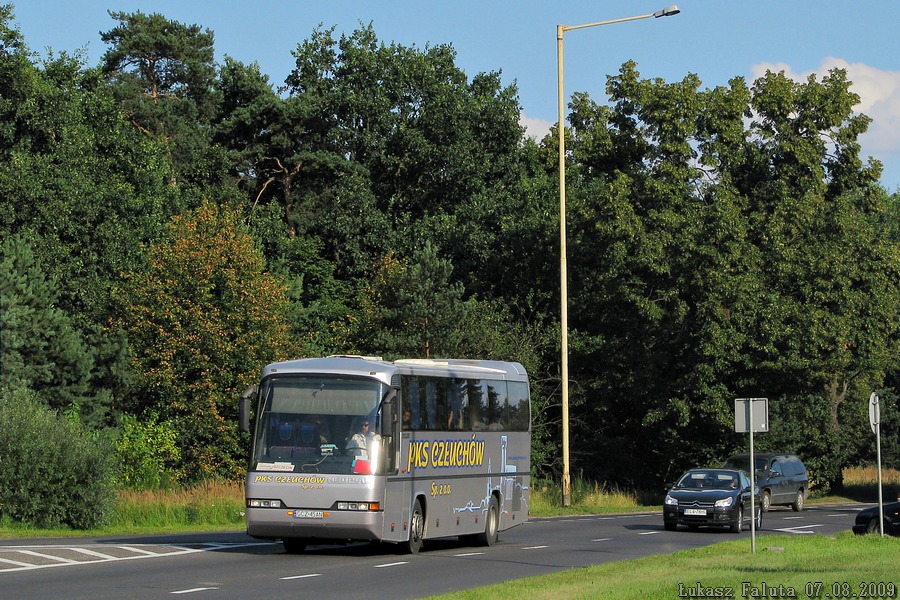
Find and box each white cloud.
[751,58,900,161]
[519,113,552,142]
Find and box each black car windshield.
[677,470,739,490]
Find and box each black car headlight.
[714,497,734,508]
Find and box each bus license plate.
[684,508,706,516]
[292,510,324,519]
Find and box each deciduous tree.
[116,200,296,481]
[558,62,900,489]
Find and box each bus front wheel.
[403,499,425,554]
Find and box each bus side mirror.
[381,389,397,431]
[239,385,257,433]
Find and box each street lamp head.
[654,5,681,18]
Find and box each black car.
[722,453,808,512]
[852,501,900,536]
[664,468,761,533]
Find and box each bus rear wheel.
[403,499,425,554]
[476,496,500,546]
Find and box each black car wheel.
[865,517,881,534]
[731,506,743,533]
[791,490,804,512]
[755,505,762,530]
[760,491,771,512]
[664,520,677,531]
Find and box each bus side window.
[507,381,530,431]
[467,379,484,430]
[447,379,465,430]
[404,378,421,430]
[486,380,506,430]
[425,379,438,430]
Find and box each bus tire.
[476,496,500,547]
[403,499,425,554]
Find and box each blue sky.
[10,1,900,191]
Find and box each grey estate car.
[722,453,808,512]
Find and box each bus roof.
[262,356,527,383]
[392,358,527,379]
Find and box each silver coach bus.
[239,356,531,554]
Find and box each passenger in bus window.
[447,380,464,429]
[425,380,437,429]
[310,415,331,443]
[346,419,371,458]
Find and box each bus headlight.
[336,502,381,511]
[247,499,284,508]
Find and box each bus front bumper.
[246,507,387,542]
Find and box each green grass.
[424,533,900,600]
[529,478,656,516]
[0,481,246,539]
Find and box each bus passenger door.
[381,478,411,543]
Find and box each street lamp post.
[557,5,680,507]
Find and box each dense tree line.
[1,3,898,521]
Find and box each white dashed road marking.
[0,542,273,573]
[374,561,409,568]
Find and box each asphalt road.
[0,503,867,600]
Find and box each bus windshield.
[251,375,386,475]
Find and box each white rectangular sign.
[734,398,769,433]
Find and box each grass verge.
[529,478,655,517]
[0,481,246,539]
[424,532,900,600]
[840,465,900,502]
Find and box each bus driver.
[345,419,371,459]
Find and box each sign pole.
[877,420,883,537]
[735,398,767,554]
[870,393,883,537]
[749,399,756,553]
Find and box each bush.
[114,412,182,490]
[0,385,117,529]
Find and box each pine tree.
[0,235,93,413]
